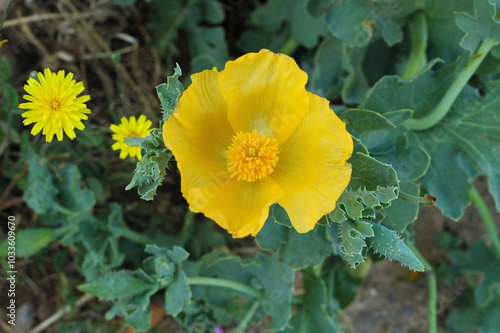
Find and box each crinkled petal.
[163,69,234,191]
[273,93,353,233]
[187,177,283,238]
[219,49,309,145]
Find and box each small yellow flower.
[0,34,7,47]
[163,49,353,238]
[19,68,91,142]
[110,115,153,160]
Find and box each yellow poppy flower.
[19,68,91,142]
[110,115,153,161]
[163,49,353,238]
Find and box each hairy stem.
[469,186,500,259]
[185,277,263,298]
[405,38,496,131]
[401,11,428,79]
[406,241,437,333]
[236,299,262,333]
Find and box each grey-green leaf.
[369,223,424,271]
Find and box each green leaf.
[340,45,370,104]
[465,241,500,307]
[198,253,294,331]
[425,0,474,63]
[455,0,500,53]
[324,0,416,48]
[309,36,344,100]
[379,181,420,233]
[410,81,500,217]
[166,271,191,316]
[189,27,229,73]
[255,211,287,252]
[287,272,342,333]
[0,228,55,258]
[447,298,500,333]
[369,223,424,271]
[330,139,399,223]
[78,270,154,300]
[156,63,184,122]
[248,0,329,49]
[126,129,173,200]
[338,219,374,268]
[341,109,411,154]
[362,56,466,119]
[54,165,96,214]
[280,225,332,269]
[23,153,57,215]
[272,204,292,228]
[375,141,431,181]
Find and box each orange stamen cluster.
[227,129,279,182]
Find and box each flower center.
[49,99,61,112]
[227,130,279,182]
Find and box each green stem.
[405,38,496,131]
[399,190,432,205]
[236,299,261,333]
[406,241,437,333]
[179,209,196,241]
[120,227,156,245]
[185,277,263,298]
[401,11,428,79]
[279,37,299,56]
[469,186,500,259]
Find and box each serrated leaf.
[156,63,184,122]
[338,219,374,268]
[126,129,173,200]
[330,139,399,222]
[369,223,424,271]
[455,0,500,53]
[78,270,154,300]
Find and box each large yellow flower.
[110,115,153,160]
[20,68,91,142]
[163,49,353,238]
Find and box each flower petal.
[187,177,283,238]
[219,49,309,145]
[163,69,234,191]
[273,93,353,233]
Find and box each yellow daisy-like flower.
[110,115,153,161]
[19,68,91,142]
[163,49,353,238]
